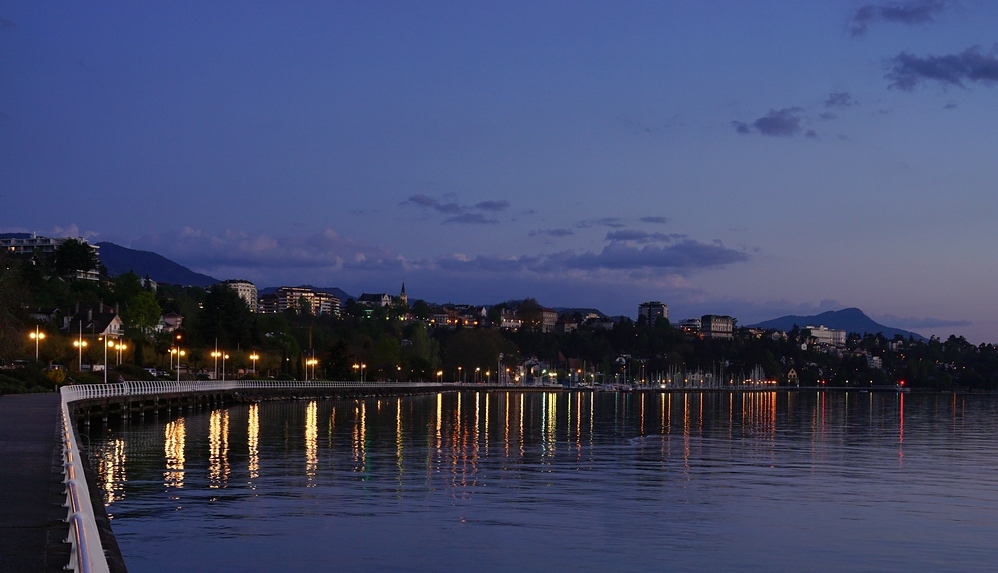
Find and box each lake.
[86,390,998,572]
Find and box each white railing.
[60,394,110,573]
[60,379,448,402]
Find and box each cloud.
[639,216,668,224]
[134,228,405,275]
[402,194,463,214]
[885,46,998,90]
[436,239,747,274]
[734,107,805,137]
[819,112,837,120]
[529,228,574,238]
[443,213,499,225]
[606,230,688,243]
[474,200,510,212]
[874,314,971,329]
[824,92,858,109]
[578,217,625,229]
[849,1,949,37]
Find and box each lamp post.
[176,348,185,382]
[102,338,114,384]
[475,367,480,384]
[222,354,229,381]
[307,359,317,381]
[116,342,127,366]
[436,370,443,384]
[73,339,87,371]
[29,326,46,361]
[211,342,221,380]
[457,366,462,384]
[250,353,259,375]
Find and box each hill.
[97,242,219,287]
[750,308,926,341]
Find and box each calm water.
[86,391,998,572]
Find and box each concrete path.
[0,392,71,573]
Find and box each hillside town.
[3,233,996,392]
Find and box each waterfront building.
[259,286,341,317]
[0,233,100,280]
[638,301,668,323]
[678,318,701,336]
[700,315,734,340]
[803,325,846,347]
[222,279,258,312]
[541,308,558,333]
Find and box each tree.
[53,239,99,278]
[517,298,543,331]
[124,291,162,341]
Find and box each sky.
[2,1,997,342]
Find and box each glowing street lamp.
[73,339,88,371]
[457,366,462,384]
[29,326,46,361]
[176,348,185,382]
[102,338,116,384]
[436,370,443,384]
[250,353,259,375]
[307,358,318,381]
[116,342,127,366]
[211,342,221,380]
[222,353,230,381]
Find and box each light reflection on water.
[88,391,998,573]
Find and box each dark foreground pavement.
[0,393,71,573]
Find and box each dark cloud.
[639,216,668,224]
[885,46,998,90]
[819,112,837,120]
[578,217,625,229]
[475,200,510,212]
[403,194,463,214]
[849,1,949,37]
[443,213,499,225]
[563,241,747,271]
[529,228,574,238]
[874,314,971,328]
[943,100,957,109]
[606,229,650,242]
[436,240,747,274]
[824,92,858,109]
[136,228,405,274]
[805,129,819,139]
[735,108,805,137]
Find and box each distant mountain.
[259,286,354,301]
[96,242,219,287]
[749,308,926,341]
[553,307,608,319]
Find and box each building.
[700,315,734,340]
[357,293,393,308]
[156,312,184,333]
[499,309,523,330]
[540,308,559,333]
[258,286,341,317]
[223,279,258,312]
[638,301,669,323]
[803,325,846,347]
[678,318,701,336]
[64,302,124,338]
[0,233,100,280]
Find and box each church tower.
[399,281,408,306]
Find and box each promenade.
[0,393,70,573]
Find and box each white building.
[223,279,258,312]
[804,325,846,347]
[0,233,100,280]
[701,315,734,340]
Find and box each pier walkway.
[0,393,69,573]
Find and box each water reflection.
[247,404,259,481]
[88,391,998,573]
[164,418,185,488]
[305,401,318,484]
[98,437,126,505]
[208,409,229,488]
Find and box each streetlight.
[307,358,318,381]
[250,353,259,375]
[102,338,115,384]
[29,326,46,361]
[457,366,462,384]
[176,348,185,382]
[211,342,221,380]
[475,367,480,384]
[436,370,443,384]
[73,338,87,371]
[222,354,229,381]
[116,342,127,366]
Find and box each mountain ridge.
[749,308,926,341]
[97,242,219,287]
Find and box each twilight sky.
[2,1,997,342]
